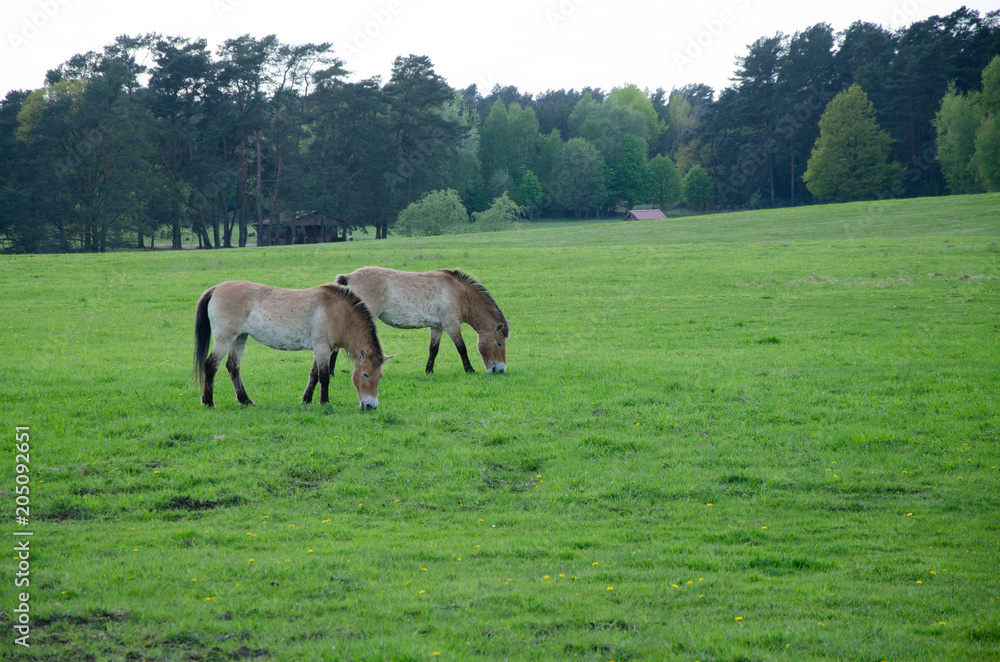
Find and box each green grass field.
[2,194,999,661]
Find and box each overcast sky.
[2,0,996,99]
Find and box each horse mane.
[321,283,385,365]
[441,269,509,336]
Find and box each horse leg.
[202,353,220,407]
[202,335,234,407]
[226,334,254,405]
[316,349,332,404]
[303,351,336,403]
[302,359,319,403]
[425,329,443,373]
[447,327,476,374]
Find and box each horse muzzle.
[359,396,379,410]
[486,362,506,374]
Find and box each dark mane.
[321,283,385,365]
[441,269,508,336]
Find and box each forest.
[0,6,998,252]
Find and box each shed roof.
[624,209,667,221]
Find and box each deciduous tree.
[803,85,903,201]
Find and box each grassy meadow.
[1,194,999,661]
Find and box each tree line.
[1,7,998,252]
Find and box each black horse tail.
[193,287,215,387]
[335,274,349,287]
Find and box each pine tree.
[803,84,902,201]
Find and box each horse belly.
[243,310,313,351]
[378,303,441,330]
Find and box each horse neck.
[337,303,374,362]
[461,288,500,334]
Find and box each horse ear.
[360,349,366,360]
[384,354,395,362]
[496,322,506,333]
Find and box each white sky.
[2,0,996,99]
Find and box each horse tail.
[335,274,349,287]
[193,287,215,387]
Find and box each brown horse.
[193,281,388,409]
[335,267,509,374]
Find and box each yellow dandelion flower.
[607,586,614,591]
[735,616,743,621]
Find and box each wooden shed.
[623,209,667,221]
[256,211,350,246]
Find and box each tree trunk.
[249,128,262,248]
[789,125,795,207]
[232,142,245,249]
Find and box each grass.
[1,193,999,660]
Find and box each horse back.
[340,267,459,330]
[208,281,328,351]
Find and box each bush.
[394,189,469,237]
[472,192,523,232]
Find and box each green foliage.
[972,56,1000,192]
[393,189,469,236]
[648,154,682,209]
[608,134,651,211]
[480,100,540,191]
[555,137,607,218]
[973,115,1000,191]
[682,163,713,210]
[980,54,1000,115]
[605,84,665,146]
[804,84,903,202]
[514,170,543,219]
[1,193,998,660]
[934,84,985,194]
[570,92,650,164]
[472,192,523,232]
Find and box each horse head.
[477,321,508,374]
[351,349,391,409]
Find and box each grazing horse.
[335,267,509,374]
[193,281,387,409]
